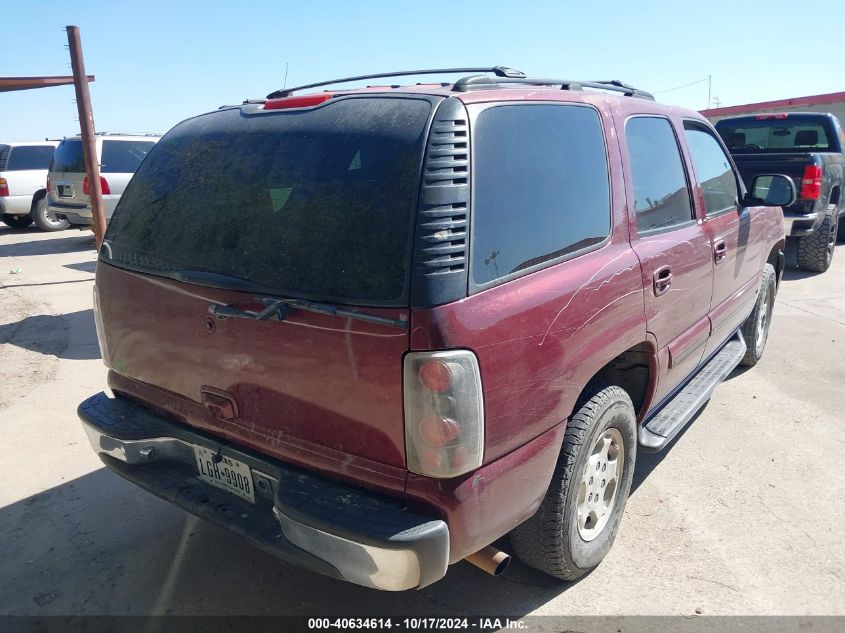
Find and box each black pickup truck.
[715,112,844,272]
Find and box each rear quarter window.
[470,104,611,287]
[6,145,55,170]
[101,140,156,174]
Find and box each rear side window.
[684,123,738,216]
[6,146,54,170]
[103,97,432,305]
[471,104,610,286]
[626,117,693,234]
[51,140,85,173]
[101,140,156,174]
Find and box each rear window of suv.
[102,97,432,305]
[51,140,86,172]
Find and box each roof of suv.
[58,133,162,141]
[243,67,703,122]
[1,140,59,147]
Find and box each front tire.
[32,196,69,232]
[739,263,776,367]
[1,213,34,228]
[510,385,637,581]
[796,208,836,272]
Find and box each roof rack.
[452,75,654,100]
[266,66,526,99]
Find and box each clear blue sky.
[2,0,843,142]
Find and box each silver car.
[46,132,160,230]
[0,141,58,230]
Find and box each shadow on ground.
[0,309,99,361]
[63,261,97,274]
[0,467,578,616]
[0,405,693,617]
[0,234,94,258]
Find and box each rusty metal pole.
[66,25,106,249]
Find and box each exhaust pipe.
[464,545,511,576]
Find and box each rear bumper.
[0,195,32,216]
[78,392,450,591]
[47,196,119,225]
[783,210,820,237]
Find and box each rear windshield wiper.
[167,269,407,330]
[209,296,408,330]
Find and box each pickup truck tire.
[1,214,34,228]
[31,196,69,232]
[509,385,636,581]
[739,263,776,367]
[796,209,836,272]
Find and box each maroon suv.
[79,67,795,590]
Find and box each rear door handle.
[714,240,727,264]
[653,265,672,296]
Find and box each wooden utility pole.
[66,25,106,249]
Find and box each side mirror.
[743,174,796,207]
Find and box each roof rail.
[266,66,525,99]
[452,75,654,100]
[93,131,162,137]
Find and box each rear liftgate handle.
[653,265,672,296]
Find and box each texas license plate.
[193,446,255,503]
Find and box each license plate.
[193,446,255,503]
[57,185,73,198]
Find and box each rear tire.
[796,208,836,272]
[31,196,69,232]
[1,213,34,228]
[739,263,776,367]
[509,385,636,581]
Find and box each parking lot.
[1,225,844,617]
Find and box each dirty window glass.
[6,145,55,170]
[626,117,694,233]
[103,98,431,305]
[684,124,738,216]
[101,140,156,174]
[471,104,610,286]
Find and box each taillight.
[263,93,333,110]
[0,178,8,197]
[799,164,822,200]
[404,350,484,478]
[755,113,788,120]
[46,177,52,193]
[82,175,111,195]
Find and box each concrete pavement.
[1,225,843,616]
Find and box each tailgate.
[92,96,435,489]
[97,262,411,473]
[731,152,811,192]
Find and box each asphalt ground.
[1,226,843,618]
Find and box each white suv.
[0,141,58,230]
[46,133,160,230]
